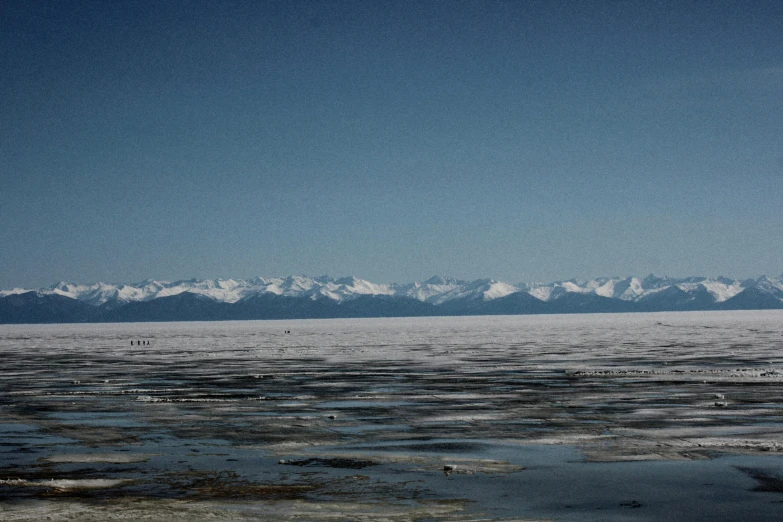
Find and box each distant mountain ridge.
[1,274,781,324]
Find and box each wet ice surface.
[2,311,783,520]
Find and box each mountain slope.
[0,292,100,324]
[717,287,783,310]
[101,292,234,322]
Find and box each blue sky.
[2,0,781,288]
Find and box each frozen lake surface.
[1,311,783,520]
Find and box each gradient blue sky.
[2,0,781,288]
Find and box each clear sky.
[2,0,781,288]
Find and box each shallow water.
[1,311,783,520]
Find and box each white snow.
[0,288,30,298]
[678,281,744,302]
[528,285,555,301]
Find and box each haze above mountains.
[1,274,782,324]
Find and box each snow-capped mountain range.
[2,274,782,308]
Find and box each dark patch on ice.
[346,441,488,453]
[619,499,643,508]
[281,457,377,469]
[736,466,783,493]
